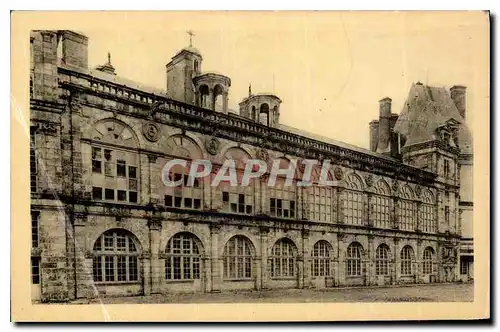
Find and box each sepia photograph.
[11,10,490,321]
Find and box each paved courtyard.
[72,283,473,304]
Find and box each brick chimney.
[450,85,466,119]
[369,120,379,152]
[376,97,392,154]
[59,30,88,69]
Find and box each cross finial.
[187,30,195,47]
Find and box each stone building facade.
[29,30,472,302]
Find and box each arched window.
[421,190,436,233]
[213,84,224,112]
[308,167,334,223]
[399,185,416,231]
[93,229,139,283]
[164,135,203,210]
[90,120,140,204]
[259,103,269,126]
[373,180,391,228]
[400,245,415,275]
[312,240,332,277]
[344,173,364,225]
[251,106,256,121]
[221,148,253,215]
[199,84,210,108]
[194,59,199,73]
[346,242,363,276]
[375,244,390,276]
[269,158,297,219]
[422,247,435,275]
[271,238,297,278]
[165,233,201,280]
[223,236,253,280]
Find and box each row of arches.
[91,229,437,285]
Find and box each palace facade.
[29,30,473,302]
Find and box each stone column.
[210,224,221,292]
[393,238,400,284]
[302,229,312,288]
[260,227,269,289]
[148,218,162,294]
[141,252,152,296]
[367,234,375,286]
[416,239,423,283]
[337,232,346,286]
[222,92,229,114]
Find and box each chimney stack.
[376,97,392,154]
[369,120,379,152]
[59,30,88,69]
[450,85,466,119]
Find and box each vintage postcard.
[11,11,490,321]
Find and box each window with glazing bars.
[165,233,201,280]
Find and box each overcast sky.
[79,11,486,149]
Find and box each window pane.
[105,188,114,200]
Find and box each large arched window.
[373,180,391,228]
[344,173,364,225]
[223,236,254,280]
[400,245,415,275]
[220,148,253,215]
[312,240,332,277]
[93,229,139,283]
[269,158,297,219]
[165,233,202,280]
[422,247,435,275]
[421,190,436,233]
[271,238,297,278]
[164,135,203,210]
[375,244,390,276]
[399,185,416,231]
[90,119,140,204]
[346,242,363,276]
[308,166,334,223]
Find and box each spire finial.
[249,83,252,97]
[107,51,111,65]
[187,30,195,47]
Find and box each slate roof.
[393,83,472,153]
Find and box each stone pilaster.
[366,193,373,227]
[147,154,161,205]
[39,209,69,302]
[210,224,221,292]
[367,234,375,285]
[416,239,423,283]
[260,227,269,289]
[337,232,346,286]
[302,229,312,288]
[392,237,400,284]
[148,218,162,294]
[141,251,152,296]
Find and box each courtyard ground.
[71,282,473,304]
